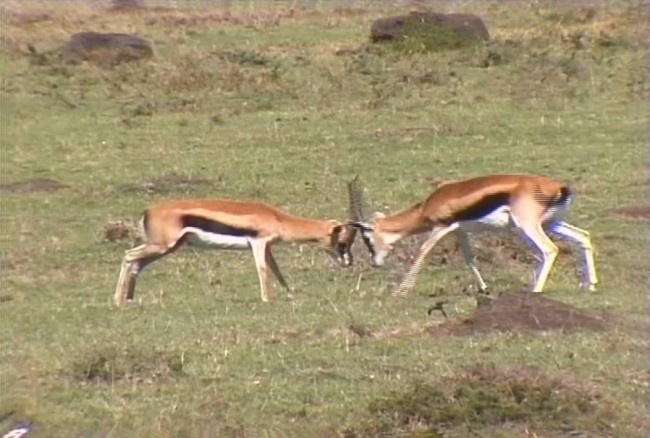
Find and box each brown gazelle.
[348,174,598,296]
[114,198,356,307]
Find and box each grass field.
[1,1,647,436]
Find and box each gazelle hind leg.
[546,221,598,291]
[518,225,558,293]
[265,246,291,293]
[457,231,488,292]
[394,224,458,297]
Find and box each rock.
[370,11,489,50]
[61,32,153,66]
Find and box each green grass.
[1,1,647,437]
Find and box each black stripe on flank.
[181,215,259,237]
[449,193,510,223]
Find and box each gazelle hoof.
[582,283,597,292]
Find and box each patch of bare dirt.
[116,172,216,195]
[429,292,606,336]
[0,178,69,194]
[102,219,140,243]
[614,205,650,222]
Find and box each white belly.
[458,206,514,232]
[183,227,251,250]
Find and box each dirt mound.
[429,292,606,336]
[614,205,650,221]
[370,11,489,51]
[61,32,153,66]
[0,177,68,194]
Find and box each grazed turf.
[0,1,647,437]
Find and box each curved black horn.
[347,175,366,222]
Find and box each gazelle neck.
[278,214,332,243]
[375,203,426,238]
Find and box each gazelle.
[347,174,598,296]
[114,198,356,307]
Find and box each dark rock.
[371,11,489,50]
[61,32,153,66]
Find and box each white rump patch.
[182,227,251,250]
[542,204,569,223]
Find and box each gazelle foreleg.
[456,231,489,292]
[114,243,172,306]
[250,240,273,302]
[394,224,459,297]
[546,220,598,291]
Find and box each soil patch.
[429,292,606,336]
[102,219,140,243]
[614,205,650,222]
[0,178,69,194]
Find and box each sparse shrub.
[161,55,218,93]
[392,20,483,54]
[346,364,613,437]
[70,345,186,384]
[371,12,489,54]
[215,49,275,67]
[473,40,522,68]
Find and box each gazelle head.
[347,176,394,267]
[349,214,396,267]
[325,221,356,267]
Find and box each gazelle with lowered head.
[347,174,598,296]
[114,197,356,307]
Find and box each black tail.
[554,186,572,205]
